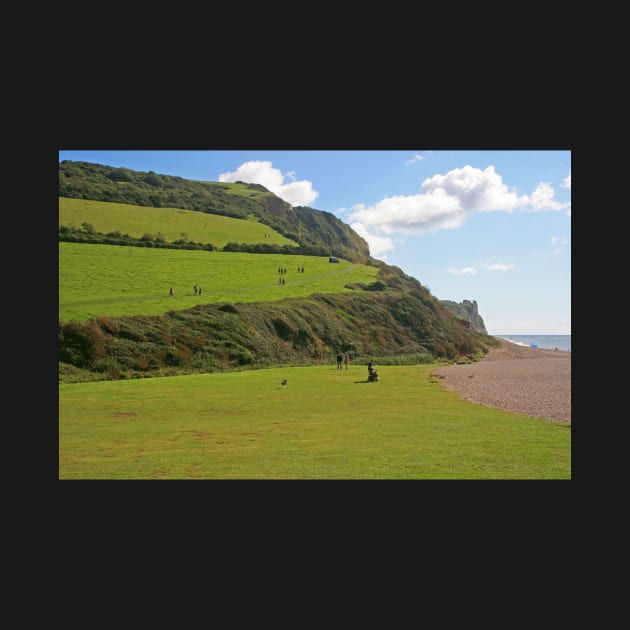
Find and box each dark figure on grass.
[337,352,343,370]
[367,359,378,382]
[169,287,174,298]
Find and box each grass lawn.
[59,197,296,248]
[59,242,380,321]
[59,364,571,480]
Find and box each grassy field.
[59,364,571,480]
[59,197,297,248]
[59,242,380,321]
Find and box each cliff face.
[439,299,488,334]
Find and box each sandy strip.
[432,338,571,423]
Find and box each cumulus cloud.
[349,188,466,236]
[528,182,569,211]
[448,266,477,275]
[422,165,529,213]
[347,164,570,239]
[218,160,319,207]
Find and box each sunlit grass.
[59,197,296,248]
[59,242,380,321]
[59,364,571,480]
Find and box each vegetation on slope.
[58,160,498,383]
[59,197,298,249]
[59,243,380,321]
[59,264,499,384]
[59,160,370,262]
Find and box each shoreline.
[432,338,571,423]
[493,335,571,353]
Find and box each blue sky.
[58,149,571,335]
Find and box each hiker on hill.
[169,287,174,298]
[337,352,343,370]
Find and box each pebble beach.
[432,338,571,423]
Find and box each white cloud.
[484,262,515,271]
[562,172,571,188]
[349,188,466,235]
[218,160,319,207]
[448,266,477,275]
[404,154,425,166]
[422,165,529,212]
[347,164,571,238]
[528,182,570,211]
[351,221,394,259]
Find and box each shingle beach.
[432,338,571,423]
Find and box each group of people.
[167,284,202,298]
[336,352,378,381]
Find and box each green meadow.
[58,189,570,480]
[59,197,297,248]
[59,242,380,321]
[59,364,571,480]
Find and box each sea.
[494,334,571,352]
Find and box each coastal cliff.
[440,299,488,334]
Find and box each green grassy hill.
[59,197,298,249]
[58,160,565,481]
[59,242,380,321]
[58,160,499,383]
[59,160,370,262]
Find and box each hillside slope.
[59,279,499,383]
[59,160,370,262]
[58,160,497,382]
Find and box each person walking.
[169,287,174,298]
[336,352,343,370]
[344,352,350,370]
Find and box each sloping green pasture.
[59,242,380,321]
[59,197,297,248]
[218,181,274,200]
[59,364,571,480]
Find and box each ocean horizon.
[493,334,571,352]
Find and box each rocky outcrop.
[440,299,488,334]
